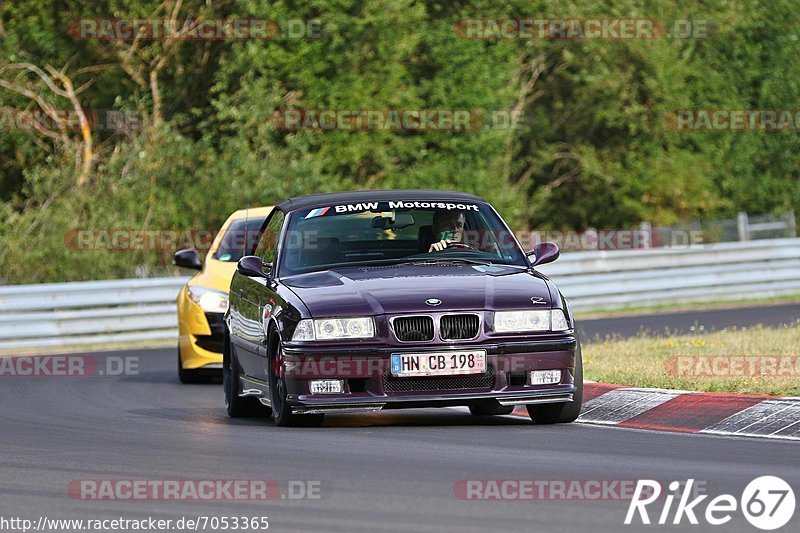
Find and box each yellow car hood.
[187,258,239,293]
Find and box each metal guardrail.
[0,278,189,350]
[736,211,796,241]
[538,238,800,309]
[0,238,798,350]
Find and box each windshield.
[213,217,267,262]
[280,200,527,275]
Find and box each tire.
[526,336,584,424]
[267,331,324,427]
[223,329,268,418]
[468,402,515,416]
[178,344,215,384]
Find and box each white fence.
[1,238,798,351]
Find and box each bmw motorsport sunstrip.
[224,190,582,426]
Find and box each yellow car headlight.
[188,286,229,313]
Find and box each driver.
[428,209,466,252]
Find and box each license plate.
[390,350,487,377]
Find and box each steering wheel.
[445,242,478,251]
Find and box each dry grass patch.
[582,323,800,396]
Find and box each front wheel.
[526,337,583,424]
[268,334,324,427]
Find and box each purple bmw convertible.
[224,190,582,426]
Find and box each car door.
[234,209,285,377]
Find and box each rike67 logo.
[626,477,795,530]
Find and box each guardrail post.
[737,212,750,241]
[584,228,598,250]
[638,221,652,249]
[786,210,797,238]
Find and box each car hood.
[187,258,238,293]
[282,263,552,317]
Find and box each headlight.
[494,310,550,332]
[494,310,570,333]
[292,319,315,341]
[292,317,375,341]
[187,286,229,313]
[551,309,569,331]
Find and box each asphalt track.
[578,302,800,340]
[1,342,798,532]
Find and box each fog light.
[309,379,344,394]
[530,369,562,385]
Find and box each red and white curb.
[512,383,800,441]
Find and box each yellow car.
[173,206,274,383]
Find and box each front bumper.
[281,335,578,414]
[290,388,575,414]
[178,304,225,369]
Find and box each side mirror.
[528,242,560,266]
[173,248,202,270]
[237,255,272,279]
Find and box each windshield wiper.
[416,258,532,270]
[407,258,494,266]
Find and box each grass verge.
[583,323,800,396]
[0,338,174,357]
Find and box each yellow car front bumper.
[177,285,225,370]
